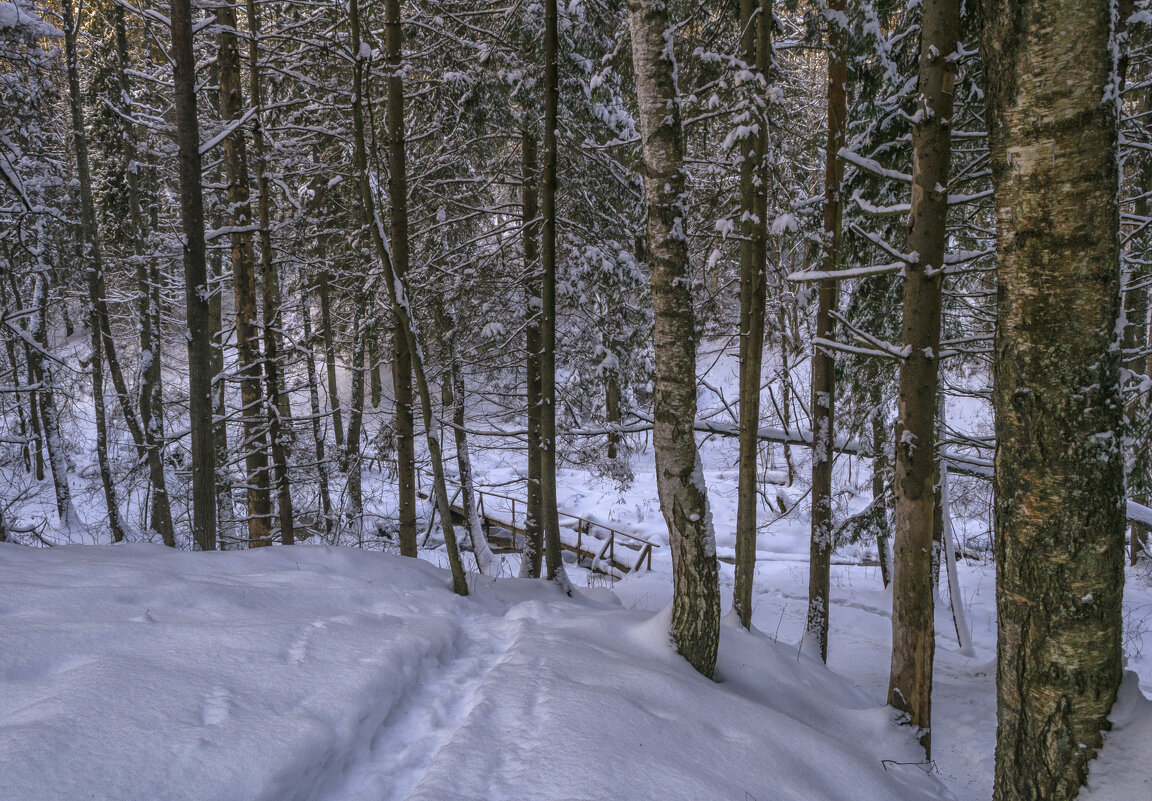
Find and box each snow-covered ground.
[3,344,1151,799]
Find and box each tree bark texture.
[627,0,721,677]
[806,0,847,663]
[521,128,544,579]
[887,0,960,756]
[386,0,418,558]
[244,0,295,544]
[539,0,570,591]
[982,1,1126,798]
[734,0,773,630]
[168,0,217,551]
[217,2,273,548]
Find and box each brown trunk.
[62,0,126,543]
[244,0,294,544]
[806,0,847,663]
[301,273,335,540]
[539,0,569,591]
[733,0,773,630]
[627,0,721,677]
[318,270,344,452]
[217,1,273,547]
[114,3,175,546]
[168,0,217,550]
[385,0,418,559]
[347,0,467,594]
[521,127,544,578]
[887,0,960,755]
[982,0,1126,798]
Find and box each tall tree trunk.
[62,0,125,544]
[347,0,468,595]
[627,0,721,677]
[887,0,960,755]
[805,0,847,663]
[343,296,366,535]
[871,397,891,588]
[29,275,79,533]
[733,0,772,630]
[982,1,1125,798]
[301,273,334,540]
[520,127,544,579]
[318,270,344,451]
[217,1,273,548]
[539,0,570,591]
[386,0,418,559]
[169,0,217,551]
[114,3,175,547]
[244,0,294,544]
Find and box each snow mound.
[0,544,949,801]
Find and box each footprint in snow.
[202,688,232,726]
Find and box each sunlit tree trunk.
[982,0,1125,797]
[887,0,960,756]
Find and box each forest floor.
[3,345,1152,799]
[2,509,1150,800]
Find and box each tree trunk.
[62,0,125,544]
[114,2,175,547]
[805,0,847,663]
[347,0,468,595]
[539,0,570,592]
[982,1,1126,798]
[244,0,295,544]
[627,0,721,677]
[318,270,344,451]
[301,273,335,541]
[30,276,79,534]
[521,127,544,579]
[887,0,960,755]
[169,0,217,551]
[217,2,274,548]
[386,0,418,559]
[343,296,366,535]
[871,401,891,588]
[733,0,772,630]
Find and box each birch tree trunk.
[627,0,721,677]
[805,0,847,663]
[168,0,217,550]
[887,0,960,756]
[982,0,1126,797]
[733,0,772,630]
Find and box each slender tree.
[169,0,217,551]
[806,0,848,662]
[627,0,721,677]
[733,0,773,630]
[887,0,961,756]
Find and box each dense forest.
[1,1,1149,799]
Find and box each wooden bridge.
[418,472,659,578]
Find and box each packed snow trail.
[0,544,951,801]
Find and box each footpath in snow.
[0,543,952,801]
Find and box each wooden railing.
[416,469,658,575]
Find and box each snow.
[2,543,949,801]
